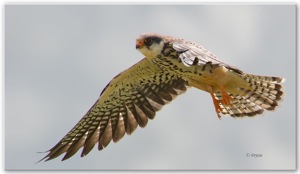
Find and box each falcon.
[40,33,284,162]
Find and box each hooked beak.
[136,39,144,49]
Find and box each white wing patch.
[173,42,228,67]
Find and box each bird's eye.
[144,38,152,45]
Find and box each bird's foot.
[210,86,233,120]
[220,86,233,107]
[210,93,222,120]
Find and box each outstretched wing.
[172,41,242,73]
[40,58,189,161]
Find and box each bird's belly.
[183,66,253,95]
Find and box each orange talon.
[210,93,222,120]
[210,86,233,120]
[220,86,233,106]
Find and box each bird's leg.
[209,86,233,120]
[209,93,222,120]
[188,79,228,119]
[219,85,233,107]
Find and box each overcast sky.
[5,5,296,170]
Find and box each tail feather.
[244,74,284,83]
[215,73,284,117]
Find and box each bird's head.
[136,33,165,59]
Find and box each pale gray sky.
[5,5,296,170]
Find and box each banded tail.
[215,74,284,117]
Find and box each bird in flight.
[40,33,284,162]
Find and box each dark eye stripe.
[150,36,162,44]
[144,38,152,45]
[144,36,162,46]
